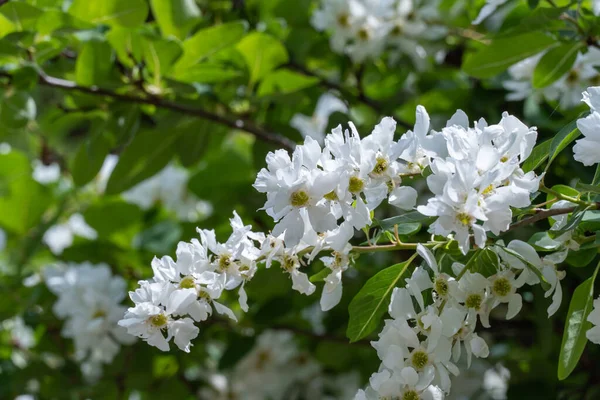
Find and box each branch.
[286,60,413,129]
[505,206,578,233]
[34,72,296,151]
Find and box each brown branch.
[504,206,578,233]
[0,0,11,7]
[34,72,296,151]
[285,60,413,129]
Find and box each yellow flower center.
[324,190,338,201]
[290,190,310,207]
[411,350,429,370]
[465,293,483,310]
[149,313,168,327]
[372,157,389,175]
[434,276,449,297]
[179,276,196,289]
[402,390,420,400]
[492,277,512,297]
[348,176,365,193]
[457,212,472,226]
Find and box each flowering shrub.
[2,0,600,399]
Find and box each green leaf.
[75,40,113,86]
[532,43,581,88]
[0,2,43,32]
[575,181,600,195]
[69,0,149,27]
[528,232,561,252]
[171,64,243,84]
[150,0,201,40]
[236,32,289,84]
[0,91,36,129]
[310,267,332,283]
[546,120,580,172]
[468,248,499,277]
[105,127,181,195]
[347,258,415,342]
[0,152,51,234]
[378,211,434,229]
[71,127,113,187]
[140,35,183,79]
[83,200,142,238]
[565,247,597,268]
[462,31,556,78]
[174,119,226,168]
[171,21,247,74]
[257,69,319,97]
[522,138,551,172]
[558,264,599,380]
[394,223,422,237]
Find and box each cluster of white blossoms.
[356,237,568,399]
[417,109,541,254]
[42,213,97,255]
[503,49,600,109]
[43,262,135,381]
[200,330,360,400]
[311,0,442,64]
[122,103,547,355]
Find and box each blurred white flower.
[291,93,347,144]
[32,160,61,184]
[42,213,97,255]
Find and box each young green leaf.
[69,0,149,27]
[558,265,599,380]
[347,257,416,342]
[532,43,581,88]
[150,0,201,40]
[236,32,289,85]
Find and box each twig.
[504,206,578,233]
[30,71,296,151]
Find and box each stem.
[5,70,297,151]
[504,206,579,233]
[538,183,592,207]
[352,241,439,254]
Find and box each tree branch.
[34,72,296,151]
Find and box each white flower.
[319,244,352,311]
[42,213,97,255]
[32,160,60,184]
[43,262,135,380]
[505,50,600,109]
[119,283,200,352]
[488,270,523,319]
[587,297,600,344]
[291,93,348,144]
[574,86,600,166]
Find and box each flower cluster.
[574,86,600,166]
[311,0,442,64]
[504,49,600,109]
[200,330,360,400]
[417,109,541,253]
[43,262,135,381]
[42,213,97,255]
[356,239,567,399]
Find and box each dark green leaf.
[462,32,556,78]
[532,43,581,88]
[522,138,551,172]
[71,128,113,187]
[347,258,415,342]
[546,120,580,172]
[378,211,434,229]
[257,69,319,97]
[558,264,599,380]
[105,127,182,195]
